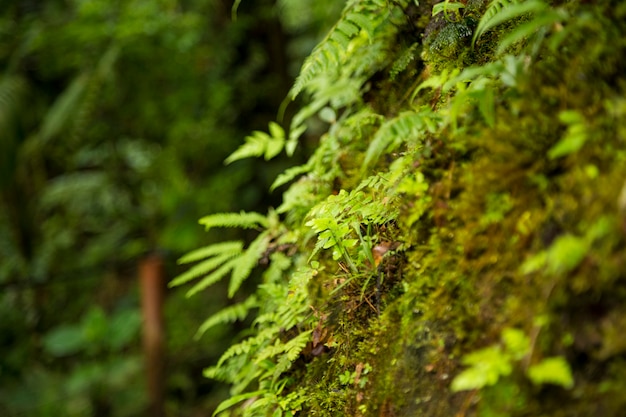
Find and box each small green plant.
[451,327,574,392]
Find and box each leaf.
[39,72,90,144]
[228,231,271,297]
[170,251,240,288]
[545,234,588,275]
[199,211,268,231]
[497,9,565,54]
[186,258,239,297]
[177,241,244,264]
[502,327,530,360]
[43,325,85,356]
[270,162,311,191]
[451,346,512,391]
[432,2,465,17]
[548,110,588,159]
[195,296,258,339]
[527,356,574,388]
[212,390,266,416]
[225,123,285,164]
[472,0,548,47]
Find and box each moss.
[190,2,626,415]
[300,1,626,416]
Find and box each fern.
[170,247,241,287]
[195,295,258,340]
[177,240,244,264]
[362,108,438,172]
[225,122,285,164]
[199,211,268,231]
[472,0,550,49]
[228,231,271,297]
[290,0,389,99]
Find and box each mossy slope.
[176,1,626,416]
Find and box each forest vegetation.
[173,0,626,416]
[1,0,625,416]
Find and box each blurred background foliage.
[0,0,340,415]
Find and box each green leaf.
[177,241,244,264]
[170,251,240,288]
[451,346,512,391]
[43,325,85,356]
[472,0,548,47]
[502,327,530,360]
[195,296,257,340]
[186,258,239,297]
[212,390,266,416]
[39,72,90,144]
[548,110,588,159]
[527,356,574,388]
[199,211,268,231]
[228,232,271,297]
[497,10,565,54]
[432,2,465,17]
[545,234,588,275]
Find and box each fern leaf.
[228,231,271,297]
[362,110,433,171]
[473,0,548,47]
[199,211,268,231]
[195,295,258,340]
[212,390,266,417]
[289,1,390,99]
[225,122,285,164]
[170,251,241,288]
[496,9,565,55]
[177,241,244,264]
[39,72,90,145]
[186,258,239,298]
[270,162,312,191]
[284,330,312,362]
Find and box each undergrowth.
[173,1,626,416]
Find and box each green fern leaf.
[39,72,90,145]
[270,162,312,191]
[496,8,565,55]
[199,211,268,231]
[170,250,241,288]
[186,258,240,298]
[225,122,285,164]
[228,231,271,297]
[362,109,434,171]
[195,295,258,340]
[212,390,266,417]
[177,241,244,264]
[473,0,548,48]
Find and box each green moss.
[181,1,626,415]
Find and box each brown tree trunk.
[140,253,165,417]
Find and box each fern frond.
[199,211,268,231]
[170,250,241,288]
[225,122,285,164]
[186,258,240,298]
[496,8,566,55]
[195,295,258,340]
[177,240,244,264]
[39,72,91,145]
[228,231,271,297]
[472,0,548,48]
[212,390,267,417]
[217,327,281,367]
[270,162,312,192]
[390,43,419,80]
[290,0,390,99]
[362,109,436,171]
